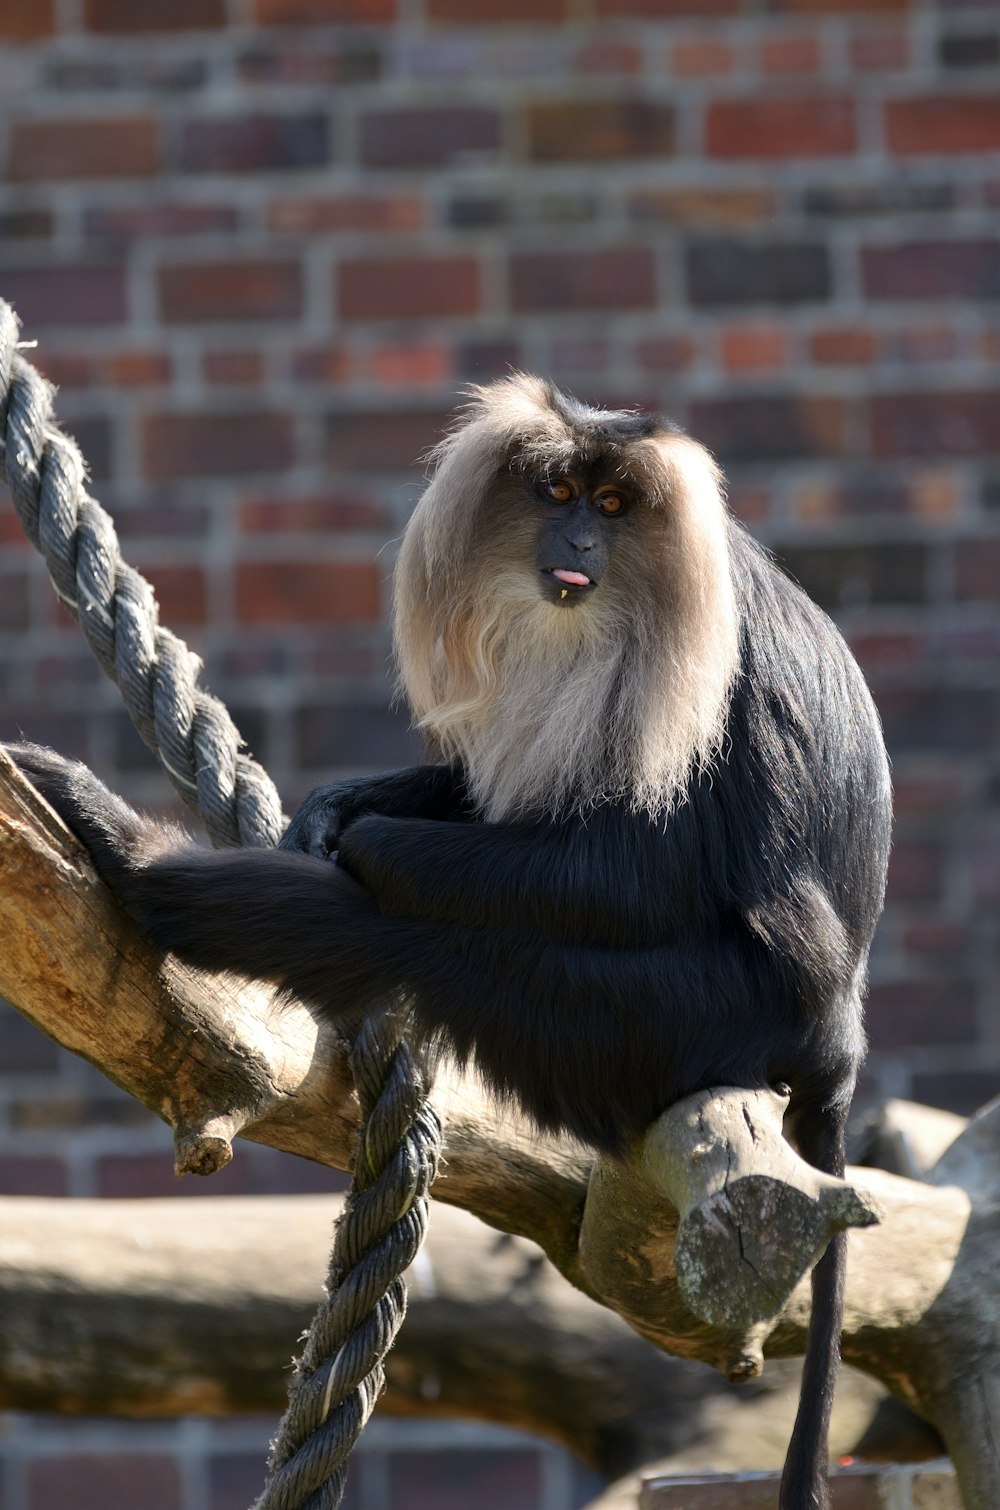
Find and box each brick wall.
[1,1,999,1506]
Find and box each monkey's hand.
[279,784,351,860]
[5,742,169,894]
[280,766,468,860]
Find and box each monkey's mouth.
[543,567,595,599]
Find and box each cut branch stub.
[641,1088,883,1330]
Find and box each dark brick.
[32,1411,169,1502]
[873,390,1000,457]
[707,97,855,157]
[868,980,978,1050]
[159,261,302,323]
[142,413,295,480]
[296,701,423,771]
[177,113,329,173]
[2,265,127,328]
[235,562,381,625]
[359,107,501,169]
[885,839,946,905]
[85,0,225,28]
[862,239,1000,299]
[0,568,31,631]
[940,31,1000,68]
[0,1001,61,1073]
[0,1155,68,1196]
[457,338,522,380]
[803,180,954,217]
[510,248,656,312]
[67,417,113,486]
[0,209,53,239]
[0,0,54,36]
[689,394,846,461]
[386,1448,542,1510]
[527,101,675,162]
[887,93,1000,153]
[325,407,451,472]
[686,238,830,306]
[954,539,1000,600]
[774,542,927,611]
[338,255,480,321]
[878,687,998,753]
[84,203,239,241]
[256,0,395,19]
[238,39,382,84]
[910,1071,1000,1117]
[430,0,566,14]
[770,0,906,9]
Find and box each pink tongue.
[552,569,590,586]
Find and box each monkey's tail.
[778,1106,849,1510]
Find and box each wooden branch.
[3,749,1000,1507]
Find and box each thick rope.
[0,298,442,1509]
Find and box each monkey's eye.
[546,479,574,503]
[597,493,625,516]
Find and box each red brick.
[0,0,54,37]
[846,629,923,673]
[528,101,675,161]
[359,107,500,169]
[769,0,905,10]
[103,351,172,387]
[810,327,877,364]
[85,0,225,29]
[429,0,565,15]
[575,40,642,73]
[241,495,386,534]
[873,391,1000,457]
[600,0,738,14]
[672,40,736,75]
[256,0,395,18]
[338,255,480,321]
[267,194,422,234]
[721,324,788,372]
[236,561,380,625]
[9,118,158,181]
[0,1155,68,1196]
[707,97,856,157]
[862,239,1000,299]
[32,352,94,389]
[84,203,239,240]
[849,29,909,70]
[2,265,127,327]
[510,248,656,312]
[371,342,453,386]
[203,350,265,385]
[143,565,208,626]
[887,94,1000,154]
[761,35,822,73]
[325,408,451,472]
[177,113,328,173]
[903,920,971,960]
[159,261,302,323]
[142,413,295,481]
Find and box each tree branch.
[3,749,1000,1506]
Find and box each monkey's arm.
[335,811,662,945]
[280,765,467,858]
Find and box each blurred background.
[0,0,998,1505]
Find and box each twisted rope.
[0,298,442,1508]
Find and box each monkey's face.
[534,467,630,606]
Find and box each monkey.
[8,374,892,1510]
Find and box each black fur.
[8,459,891,1510]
